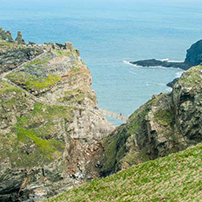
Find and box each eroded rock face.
[101,65,202,176]
[0,47,44,73]
[0,37,114,201]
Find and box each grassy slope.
[47,143,202,202]
[0,79,74,168]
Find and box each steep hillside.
[101,64,202,176]
[0,29,114,202]
[47,142,202,202]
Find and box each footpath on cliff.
[0,27,117,202]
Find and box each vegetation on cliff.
[47,142,202,202]
[101,64,202,176]
[0,30,114,202]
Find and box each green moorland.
[47,143,202,202]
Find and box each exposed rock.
[131,59,189,70]
[167,78,179,88]
[185,39,202,66]
[65,42,74,51]
[6,31,14,42]
[0,35,114,201]
[15,31,26,45]
[101,64,202,176]
[130,39,202,70]
[28,41,36,46]
[0,27,7,40]
[0,46,44,73]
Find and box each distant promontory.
[130,39,202,70]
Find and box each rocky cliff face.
[100,64,202,176]
[0,27,44,74]
[185,39,202,67]
[0,32,114,201]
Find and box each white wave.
[146,82,166,87]
[166,87,172,92]
[129,70,137,75]
[146,82,150,86]
[123,60,182,70]
[160,58,184,63]
[175,71,184,78]
[123,60,141,67]
[160,58,169,62]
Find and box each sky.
[1,0,202,12]
[1,0,202,5]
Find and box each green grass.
[154,109,174,126]
[1,103,74,167]
[24,56,52,67]
[0,78,74,167]
[6,72,61,91]
[177,65,202,87]
[47,143,202,202]
[54,49,78,58]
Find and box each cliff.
[100,64,202,176]
[0,29,114,202]
[47,142,202,201]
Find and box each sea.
[1,0,202,125]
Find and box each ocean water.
[1,0,202,125]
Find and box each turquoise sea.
[1,0,202,125]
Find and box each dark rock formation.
[185,39,202,66]
[0,27,7,40]
[130,39,202,70]
[28,41,36,46]
[0,28,14,43]
[101,64,202,176]
[0,46,44,73]
[131,59,189,70]
[15,31,26,45]
[6,31,14,42]
[167,78,179,88]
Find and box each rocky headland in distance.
[130,39,202,87]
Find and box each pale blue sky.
[1,0,202,4]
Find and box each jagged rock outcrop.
[6,31,14,42]
[100,64,202,176]
[0,27,18,43]
[0,32,114,201]
[167,78,179,88]
[15,31,26,45]
[0,27,7,40]
[0,29,45,73]
[130,39,202,70]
